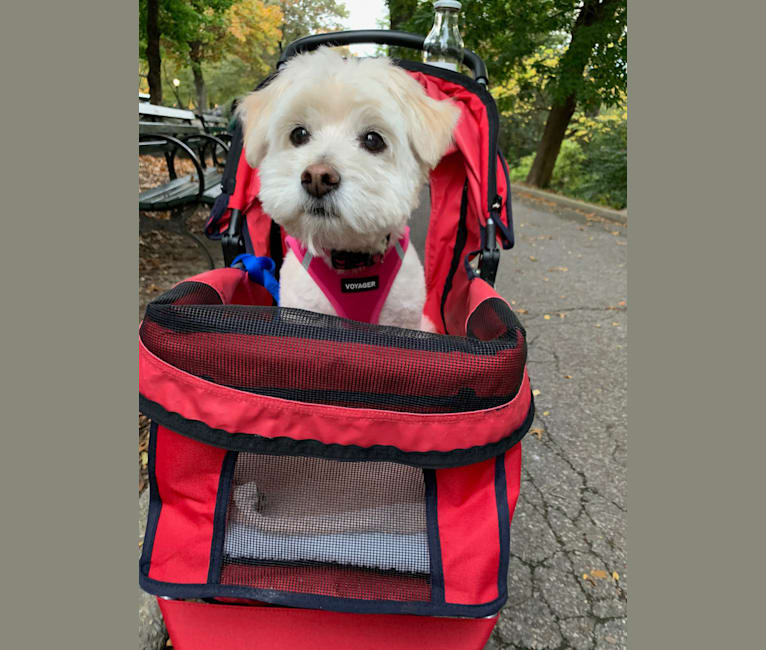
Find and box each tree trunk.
[146,0,162,104]
[525,0,619,188]
[189,42,207,112]
[526,93,576,188]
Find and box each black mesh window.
[140,282,527,414]
[219,453,432,603]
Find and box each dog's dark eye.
[290,126,310,147]
[360,131,386,153]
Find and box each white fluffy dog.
[238,48,460,329]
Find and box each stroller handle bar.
[278,30,489,85]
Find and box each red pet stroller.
[139,31,533,650]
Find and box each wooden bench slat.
[139,179,199,209]
[202,168,222,183]
[139,122,203,136]
[139,169,223,210]
[202,184,223,205]
[139,103,196,121]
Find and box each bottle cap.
[434,0,461,9]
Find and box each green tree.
[165,0,236,111]
[525,0,626,188]
[277,0,349,54]
[224,0,283,76]
[400,1,626,189]
[140,0,212,105]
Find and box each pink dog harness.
[285,228,410,324]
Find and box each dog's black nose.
[301,163,341,198]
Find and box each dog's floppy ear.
[237,74,286,168]
[386,65,461,169]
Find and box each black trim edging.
[207,450,238,584]
[494,454,510,603]
[138,573,507,618]
[139,422,162,578]
[424,470,445,604]
[440,179,470,333]
[138,394,535,470]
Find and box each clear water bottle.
[423,0,464,72]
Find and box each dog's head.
[238,48,460,253]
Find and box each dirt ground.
[139,155,224,492]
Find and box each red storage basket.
[139,268,533,649]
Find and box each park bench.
[139,133,229,268]
[139,102,204,137]
[199,111,229,136]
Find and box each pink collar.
[285,228,409,324]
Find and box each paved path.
[486,197,627,650]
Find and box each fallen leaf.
[564,374,573,379]
[548,266,568,272]
[612,571,620,581]
[542,411,550,416]
[612,322,619,327]
[517,308,529,314]
[611,231,620,236]
[532,389,541,397]
[590,570,609,580]
[529,427,543,439]
[543,314,551,320]
[511,300,516,305]
[140,451,149,467]
[595,323,601,328]
[618,300,626,306]
[529,256,537,262]
[558,313,566,319]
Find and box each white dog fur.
[238,48,460,329]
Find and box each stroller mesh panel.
[141,281,526,414]
[466,297,525,342]
[220,454,431,602]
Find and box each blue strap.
[232,254,280,304]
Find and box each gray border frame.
[3,2,137,649]
[3,1,765,648]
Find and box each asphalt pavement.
[485,196,627,650]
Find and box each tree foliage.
[140,0,284,110]
[278,0,349,52]
[509,106,627,208]
[396,1,626,190]
[224,0,283,74]
[400,1,625,108]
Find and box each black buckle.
[331,234,390,270]
[222,208,246,267]
[331,249,382,269]
[478,217,500,286]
